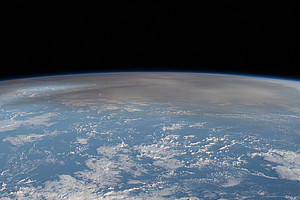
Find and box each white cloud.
[75,158,122,187]
[100,105,120,111]
[75,138,88,145]
[96,146,119,158]
[273,166,300,181]
[189,158,210,169]
[162,124,184,131]
[9,141,178,199]
[188,122,206,128]
[153,158,184,170]
[123,118,141,123]
[3,134,44,146]
[183,135,195,139]
[222,177,242,187]
[124,107,142,112]
[253,149,300,181]
[135,135,185,172]
[11,175,100,200]
[0,113,56,133]
[136,141,181,160]
[127,180,142,184]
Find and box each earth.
[0,72,299,199]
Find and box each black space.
[2,2,300,80]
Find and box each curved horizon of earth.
[0,72,299,199]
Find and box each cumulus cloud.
[124,107,142,112]
[0,113,56,132]
[3,134,45,146]
[162,124,184,131]
[75,138,88,145]
[253,149,300,181]
[11,175,99,200]
[222,177,242,187]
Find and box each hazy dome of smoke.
[0,73,299,111]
